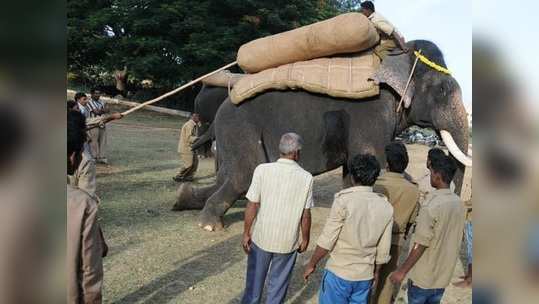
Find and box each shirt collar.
[432,188,453,195]
[383,172,405,179]
[345,185,373,193]
[277,158,298,165]
[368,12,376,20]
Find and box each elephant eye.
[439,85,446,96]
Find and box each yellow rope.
[414,51,451,75]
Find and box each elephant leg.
[198,179,242,231]
[172,183,219,211]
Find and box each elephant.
[172,40,471,231]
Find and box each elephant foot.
[198,211,225,232]
[171,183,205,211]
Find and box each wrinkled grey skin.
[173,40,469,231]
[193,84,229,155]
[194,84,229,125]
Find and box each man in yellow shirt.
[360,1,409,58]
[390,154,465,304]
[372,143,420,304]
[304,153,393,304]
[174,113,201,182]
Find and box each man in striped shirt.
[241,133,313,304]
[87,88,109,164]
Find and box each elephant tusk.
[440,130,472,167]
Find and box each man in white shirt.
[241,133,313,304]
[360,1,408,58]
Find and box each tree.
[68,0,360,106]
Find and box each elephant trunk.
[434,90,471,195]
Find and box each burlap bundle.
[237,13,379,73]
[201,70,245,88]
[230,52,381,104]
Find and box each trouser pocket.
[321,271,328,293]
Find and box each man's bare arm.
[303,245,330,281]
[85,113,123,130]
[242,201,259,254]
[390,243,427,284]
[393,31,409,52]
[299,209,311,253]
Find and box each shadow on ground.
[112,234,243,304]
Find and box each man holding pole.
[174,113,201,182]
[87,88,110,164]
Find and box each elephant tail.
[259,131,270,163]
[192,123,215,152]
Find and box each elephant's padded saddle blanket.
[230,52,381,104]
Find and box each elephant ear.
[371,53,414,108]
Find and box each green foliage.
[68,0,360,89]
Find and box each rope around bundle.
[414,50,451,75]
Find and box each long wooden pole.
[121,61,237,116]
[397,50,421,112]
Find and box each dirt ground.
[97,106,471,303]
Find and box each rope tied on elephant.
[414,50,451,75]
[397,49,422,113]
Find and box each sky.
[374,0,472,112]
[473,0,539,110]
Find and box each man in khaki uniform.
[359,1,408,59]
[69,150,97,196]
[174,113,201,182]
[67,110,107,304]
[390,154,465,304]
[371,143,420,304]
[304,154,393,304]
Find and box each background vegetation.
[67,0,362,110]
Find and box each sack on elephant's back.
[237,13,380,74]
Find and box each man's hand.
[389,270,406,285]
[303,263,316,282]
[372,266,381,291]
[110,112,123,120]
[242,233,251,254]
[298,239,309,253]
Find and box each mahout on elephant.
[173,40,471,232]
